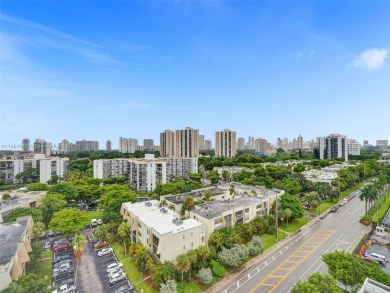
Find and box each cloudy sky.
[1,1,389,149]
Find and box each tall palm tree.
[72,234,87,264]
[186,249,197,279]
[283,208,292,228]
[176,254,191,292]
[360,185,376,214]
[196,246,211,268]
[203,190,212,202]
[117,222,130,253]
[32,222,45,242]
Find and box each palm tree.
[316,183,331,201]
[360,185,376,214]
[72,234,87,264]
[160,200,168,207]
[176,254,191,292]
[32,222,45,242]
[196,246,211,268]
[117,222,130,253]
[203,190,212,202]
[283,208,292,228]
[186,249,197,279]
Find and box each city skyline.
[1,2,390,146]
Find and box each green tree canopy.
[49,208,89,236]
[0,273,51,293]
[39,193,67,227]
[279,193,304,220]
[47,182,80,202]
[291,273,342,293]
[5,207,43,223]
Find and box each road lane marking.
[249,229,334,293]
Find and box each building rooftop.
[0,216,30,272]
[163,187,226,204]
[0,190,47,213]
[122,200,203,235]
[192,196,263,220]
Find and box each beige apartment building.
[160,130,175,157]
[215,129,237,158]
[189,196,274,243]
[0,216,33,291]
[121,200,205,262]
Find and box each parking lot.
[364,243,390,273]
[76,236,134,293]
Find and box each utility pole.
[275,191,279,242]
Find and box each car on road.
[106,262,123,273]
[53,254,72,264]
[330,206,338,213]
[109,272,126,285]
[53,267,75,280]
[114,283,135,293]
[44,241,52,250]
[98,247,113,257]
[54,243,70,253]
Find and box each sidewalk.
[203,216,322,293]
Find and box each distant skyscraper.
[319,134,348,161]
[22,138,30,152]
[376,140,388,149]
[34,139,51,156]
[204,140,212,150]
[58,139,70,154]
[119,137,128,153]
[76,140,99,152]
[246,136,255,149]
[106,140,111,151]
[255,138,269,153]
[297,135,303,149]
[348,139,361,155]
[160,130,175,157]
[237,137,245,150]
[128,138,138,153]
[143,139,154,151]
[198,135,205,150]
[215,129,237,158]
[175,127,199,157]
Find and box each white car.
[53,261,72,271]
[107,267,124,277]
[109,272,126,285]
[107,262,123,273]
[98,247,113,257]
[52,283,76,293]
[97,219,103,225]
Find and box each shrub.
[211,260,225,277]
[252,235,263,248]
[248,244,260,256]
[160,279,178,293]
[232,244,249,260]
[107,232,116,244]
[197,268,213,284]
[218,244,248,267]
[27,183,49,191]
[2,193,10,200]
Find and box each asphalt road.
[213,195,370,293]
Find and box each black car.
[53,267,75,280]
[53,254,72,264]
[114,283,136,293]
[330,206,338,213]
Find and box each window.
[191,242,193,247]
[183,245,186,250]
[202,236,204,243]
[138,222,141,228]
[256,204,261,209]
[245,208,249,213]
[191,232,193,236]
[183,235,185,239]
[214,217,222,225]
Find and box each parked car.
[53,239,70,248]
[41,231,48,239]
[53,267,75,280]
[51,283,76,293]
[98,247,113,257]
[107,267,124,277]
[53,260,73,271]
[114,283,135,293]
[48,230,56,237]
[97,219,103,225]
[53,254,72,264]
[54,243,70,253]
[109,272,126,285]
[44,241,52,250]
[91,219,98,227]
[106,263,123,273]
[330,206,338,213]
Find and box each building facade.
[0,216,33,291]
[376,140,389,149]
[348,139,361,156]
[106,140,111,151]
[121,200,205,262]
[204,140,212,150]
[215,129,237,158]
[175,127,199,158]
[76,140,99,152]
[160,130,175,157]
[22,139,30,153]
[319,134,348,161]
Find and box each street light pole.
[275,191,279,242]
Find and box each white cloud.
[296,51,304,60]
[351,48,388,71]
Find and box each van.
[106,262,123,273]
[370,253,386,263]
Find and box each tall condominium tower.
[160,130,175,157]
[175,127,199,158]
[215,129,237,158]
[319,134,348,161]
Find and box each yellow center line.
[249,229,334,293]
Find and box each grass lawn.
[279,217,310,233]
[29,249,52,287]
[262,232,287,251]
[84,211,103,222]
[111,242,155,293]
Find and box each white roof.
[123,200,203,235]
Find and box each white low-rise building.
[121,200,205,262]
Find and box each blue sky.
[1,1,389,150]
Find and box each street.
[213,195,369,293]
